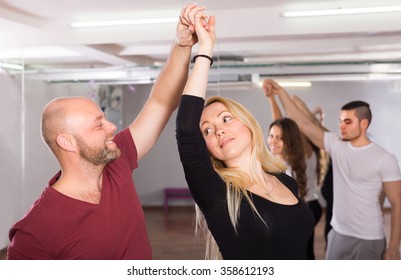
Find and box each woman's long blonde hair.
[195,96,287,259]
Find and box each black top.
[176,95,314,260]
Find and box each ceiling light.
[0,62,23,70]
[0,46,81,59]
[257,81,312,88]
[281,5,401,17]
[370,64,401,73]
[70,17,178,28]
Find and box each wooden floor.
[145,206,329,260]
[1,206,392,260]
[144,206,205,260]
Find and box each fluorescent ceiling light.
[370,64,401,73]
[257,81,312,88]
[282,5,401,17]
[70,17,178,28]
[0,62,23,70]
[368,73,401,80]
[0,46,81,59]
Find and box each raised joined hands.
[176,4,215,51]
[176,4,206,47]
[262,79,285,97]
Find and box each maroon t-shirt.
[8,128,152,259]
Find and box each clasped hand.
[176,3,215,50]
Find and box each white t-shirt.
[324,132,401,239]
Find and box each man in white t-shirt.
[263,79,401,260]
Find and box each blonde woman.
[175,9,314,259]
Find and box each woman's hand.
[262,79,286,97]
[186,6,215,56]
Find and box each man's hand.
[383,247,401,260]
[176,4,206,47]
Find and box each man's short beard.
[75,134,121,166]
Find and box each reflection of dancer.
[320,158,333,248]
[291,97,333,256]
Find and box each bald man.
[7,3,206,260]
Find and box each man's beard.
[341,128,361,142]
[75,134,121,166]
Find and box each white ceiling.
[1,0,401,82]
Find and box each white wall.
[1,77,401,249]
[122,84,187,205]
[0,71,22,248]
